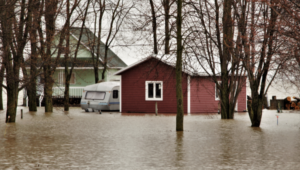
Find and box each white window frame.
[215,81,221,100]
[145,81,163,101]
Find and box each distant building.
[24,27,127,105]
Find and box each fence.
[52,87,84,98]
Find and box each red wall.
[237,80,247,112]
[121,58,188,113]
[190,77,247,113]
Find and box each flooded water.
[1,108,300,169]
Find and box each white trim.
[120,75,122,113]
[69,32,109,67]
[145,81,163,101]
[187,76,191,114]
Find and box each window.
[145,81,163,101]
[215,81,221,100]
[113,90,118,99]
[58,72,76,85]
[85,91,106,100]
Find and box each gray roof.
[114,56,194,76]
[69,27,127,68]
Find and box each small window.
[85,91,106,100]
[145,81,163,101]
[113,90,118,99]
[215,81,221,100]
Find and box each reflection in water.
[175,132,184,167]
[1,108,300,169]
[218,121,234,167]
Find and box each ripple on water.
[1,108,300,169]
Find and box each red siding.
[190,77,219,113]
[121,58,188,113]
[190,77,247,113]
[237,80,247,112]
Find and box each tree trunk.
[0,65,4,110]
[176,0,184,131]
[6,85,18,123]
[5,55,19,123]
[28,84,37,111]
[163,0,170,54]
[64,0,70,111]
[28,21,38,111]
[64,81,70,111]
[101,46,109,81]
[27,0,40,112]
[43,0,57,112]
[94,66,99,83]
[0,86,3,110]
[44,66,53,112]
[220,0,233,119]
[248,93,263,127]
[1,2,19,122]
[149,0,158,54]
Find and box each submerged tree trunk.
[0,65,4,110]
[43,0,57,112]
[1,1,21,122]
[64,0,90,109]
[176,0,184,131]
[246,0,278,127]
[64,81,70,111]
[220,0,234,119]
[6,84,18,123]
[44,67,53,112]
[247,93,263,127]
[28,59,37,111]
[28,1,39,111]
[64,0,70,111]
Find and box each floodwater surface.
[1,108,300,169]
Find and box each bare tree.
[26,0,41,111]
[86,0,132,83]
[63,0,90,111]
[236,0,285,127]
[185,0,246,119]
[0,0,32,122]
[36,0,80,112]
[176,0,184,131]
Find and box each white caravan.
[80,82,120,112]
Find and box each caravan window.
[85,91,106,100]
[113,90,118,99]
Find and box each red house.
[114,57,246,113]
